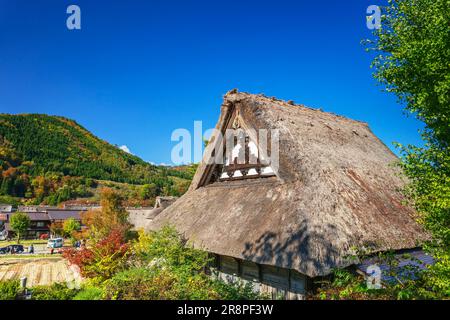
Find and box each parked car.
[0,244,24,254]
[39,233,49,240]
[47,238,64,249]
[8,244,24,254]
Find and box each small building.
[147,91,429,299]
[5,212,50,239]
[23,212,50,239]
[1,209,85,240]
[46,210,83,224]
[61,200,101,211]
[17,205,58,212]
[128,196,178,230]
[0,213,8,225]
[62,205,101,211]
[0,204,13,213]
[0,214,8,240]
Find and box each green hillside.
[0,114,195,205]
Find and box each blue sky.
[0,0,423,165]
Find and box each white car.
[47,238,64,249]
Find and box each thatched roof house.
[148,91,428,298]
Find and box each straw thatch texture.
[149,91,428,277]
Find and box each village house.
[0,208,87,240]
[146,91,429,299]
[46,209,83,225]
[0,204,13,213]
[17,205,59,213]
[60,200,102,211]
[1,202,169,240]
[0,204,11,231]
[5,212,50,239]
[128,196,178,230]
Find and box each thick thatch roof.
[148,91,428,278]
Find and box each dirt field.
[0,258,81,287]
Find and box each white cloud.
[119,145,132,154]
[146,161,171,167]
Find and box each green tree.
[49,221,64,237]
[63,217,81,239]
[9,212,30,243]
[366,0,450,297]
[140,183,157,200]
[0,177,13,195]
[81,188,130,241]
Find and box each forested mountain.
[0,114,195,205]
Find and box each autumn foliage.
[81,188,131,241]
[63,188,132,281]
[63,228,130,281]
[0,113,194,206]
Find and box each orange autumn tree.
[81,188,131,242]
[63,188,132,281]
[63,228,130,281]
[49,221,64,237]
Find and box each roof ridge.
[224,89,368,126]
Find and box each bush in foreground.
[0,280,21,300]
[30,283,79,300]
[73,286,104,300]
[63,227,130,281]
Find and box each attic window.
[200,112,278,187]
[222,136,274,181]
[209,131,276,183]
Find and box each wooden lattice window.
[218,135,275,181]
[207,116,276,182]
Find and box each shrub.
[0,280,21,300]
[312,264,434,300]
[63,228,130,281]
[211,279,265,300]
[103,267,217,300]
[129,227,266,300]
[62,225,266,300]
[102,265,265,300]
[313,270,384,300]
[30,283,79,300]
[131,226,209,274]
[72,286,104,300]
[63,218,81,238]
[103,267,169,300]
